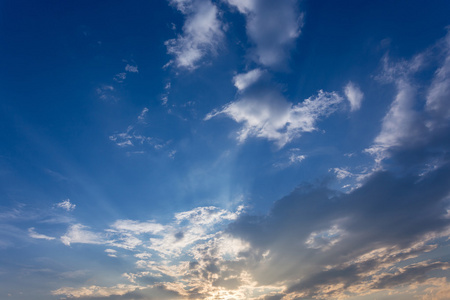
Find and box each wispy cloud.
[226,0,302,69]
[28,227,55,240]
[165,0,224,70]
[366,31,450,163]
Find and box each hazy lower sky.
[1,1,450,299]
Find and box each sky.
[1,0,450,299]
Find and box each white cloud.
[233,68,265,91]
[110,220,165,234]
[125,64,139,73]
[137,107,148,122]
[174,206,242,225]
[165,0,224,70]
[344,81,364,111]
[113,72,127,83]
[55,199,76,212]
[105,249,117,257]
[96,85,116,101]
[148,206,244,257]
[366,79,424,163]
[28,227,55,240]
[109,108,153,148]
[206,90,343,148]
[61,224,105,246]
[52,284,143,298]
[289,153,306,164]
[226,0,302,69]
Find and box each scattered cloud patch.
[165,0,224,70]
[105,249,118,258]
[344,81,364,111]
[109,107,171,153]
[55,199,76,212]
[125,64,139,73]
[233,68,265,91]
[226,0,303,69]
[61,224,105,246]
[113,72,127,83]
[96,85,116,102]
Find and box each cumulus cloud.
[206,89,344,148]
[55,199,76,212]
[165,0,224,70]
[344,81,364,111]
[226,0,302,69]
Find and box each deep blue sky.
[1,1,450,299]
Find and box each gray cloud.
[227,160,450,298]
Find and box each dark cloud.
[227,161,450,297]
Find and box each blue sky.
[1,0,450,299]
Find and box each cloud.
[366,31,450,164]
[226,0,302,69]
[137,107,148,122]
[233,68,265,91]
[206,89,344,148]
[227,162,450,299]
[96,85,116,102]
[426,30,450,126]
[105,249,118,258]
[366,79,425,162]
[113,72,127,83]
[55,199,76,212]
[148,206,244,257]
[52,284,144,298]
[109,108,166,151]
[165,0,224,70]
[61,224,105,246]
[114,64,139,83]
[125,64,139,73]
[110,220,165,234]
[28,227,55,240]
[344,81,364,111]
